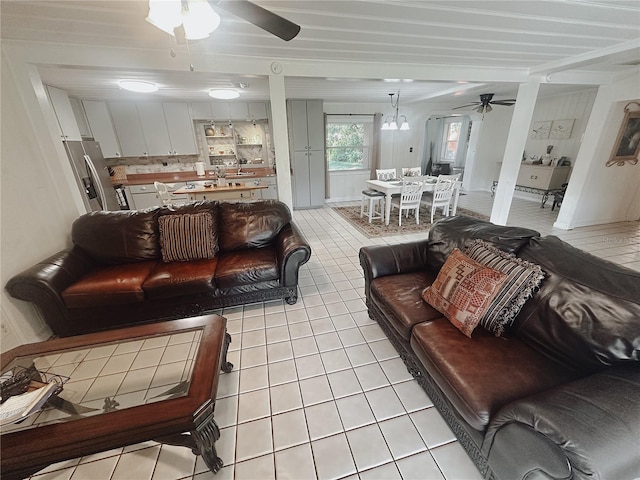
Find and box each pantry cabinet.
[288,99,325,208]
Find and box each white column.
[490,80,541,225]
[268,74,293,211]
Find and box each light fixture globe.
[118,80,159,93]
[209,89,240,99]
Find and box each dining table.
[366,176,462,225]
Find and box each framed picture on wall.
[550,119,575,139]
[607,104,640,167]
[530,120,551,139]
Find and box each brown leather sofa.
[359,216,640,480]
[7,200,311,337]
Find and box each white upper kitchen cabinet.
[46,85,82,141]
[69,97,91,139]
[229,102,249,121]
[82,100,122,157]
[190,102,213,120]
[137,102,172,156]
[163,103,198,155]
[211,103,231,121]
[248,102,268,120]
[109,102,148,156]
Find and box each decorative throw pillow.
[464,240,545,336]
[422,248,508,338]
[158,212,218,262]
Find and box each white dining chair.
[375,168,397,181]
[424,174,460,222]
[401,167,422,177]
[154,181,173,206]
[391,177,424,226]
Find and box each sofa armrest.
[275,223,311,288]
[5,248,96,337]
[483,366,640,480]
[359,240,429,293]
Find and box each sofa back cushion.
[217,201,291,252]
[513,236,640,373]
[72,210,160,265]
[426,216,540,273]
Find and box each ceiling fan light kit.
[146,0,300,42]
[146,0,221,39]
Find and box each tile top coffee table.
[0,314,232,480]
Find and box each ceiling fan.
[213,0,300,41]
[453,93,516,114]
[146,0,301,42]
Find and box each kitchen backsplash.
[105,154,204,175]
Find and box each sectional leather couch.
[359,216,639,480]
[7,200,311,337]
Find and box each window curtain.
[370,113,383,179]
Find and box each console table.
[493,163,571,208]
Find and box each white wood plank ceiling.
[2,0,639,103]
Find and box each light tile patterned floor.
[30,192,639,480]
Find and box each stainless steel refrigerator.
[63,141,123,211]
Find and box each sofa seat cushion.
[370,271,442,340]
[215,247,279,289]
[62,261,157,308]
[410,319,578,431]
[142,259,218,299]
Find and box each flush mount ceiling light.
[117,80,158,93]
[208,89,240,99]
[381,91,409,131]
[146,0,221,40]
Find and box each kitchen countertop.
[113,167,275,186]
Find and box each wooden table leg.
[221,331,233,373]
[191,412,224,474]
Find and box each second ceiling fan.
[453,93,516,114]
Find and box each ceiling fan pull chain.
[185,39,195,71]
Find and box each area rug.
[331,204,489,238]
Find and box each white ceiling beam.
[529,39,640,75]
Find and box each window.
[326,115,373,171]
[441,119,462,162]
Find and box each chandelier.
[381,91,409,131]
[146,0,221,40]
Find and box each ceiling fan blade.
[452,102,481,110]
[491,99,516,106]
[214,0,301,41]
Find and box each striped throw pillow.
[464,239,544,336]
[158,213,218,262]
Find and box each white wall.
[558,74,640,228]
[525,88,597,165]
[1,52,85,350]
[469,108,514,191]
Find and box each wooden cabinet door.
[293,150,311,208]
[308,149,325,206]
[306,100,325,151]
[109,102,147,156]
[289,100,310,151]
[83,100,121,157]
[229,102,249,120]
[137,102,172,156]
[190,102,213,120]
[163,103,198,155]
[46,85,82,141]
[248,102,268,120]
